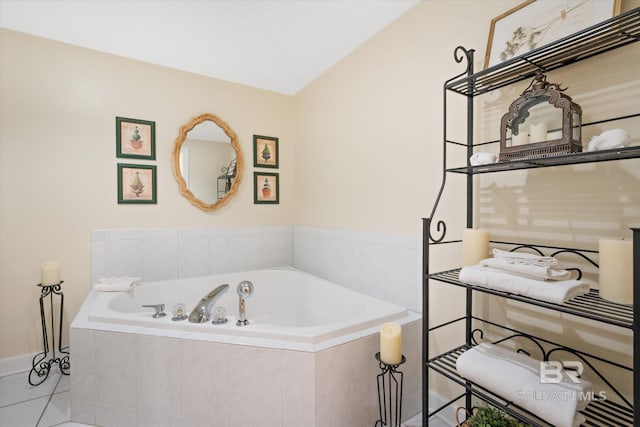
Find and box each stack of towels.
[459,249,590,304]
[93,276,140,292]
[457,343,591,427]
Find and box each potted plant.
[457,406,532,427]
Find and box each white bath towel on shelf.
[458,265,589,304]
[456,343,592,427]
[587,128,629,152]
[492,248,557,267]
[93,276,140,292]
[479,257,578,281]
[469,152,498,166]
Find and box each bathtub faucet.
[188,284,230,323]
[236,280,254,326]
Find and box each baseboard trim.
[0,352,37,377]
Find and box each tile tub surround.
[90,225,421,312]
[69,317,422,427]
[91,226,294,285]
[293,226,421,311]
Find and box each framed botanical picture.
[484,0,621,69]
[116,116,156,160]
[253,135,279,168]
[254,172,279,204]
[117,163,157,204]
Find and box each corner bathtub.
[87,267,414,349]
[70,267,421,426]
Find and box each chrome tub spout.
[188,284,229,323]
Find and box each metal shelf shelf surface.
[446,146,640,175]
[428,345,635,427]
[428,268,634,328]
[445,8,640,97]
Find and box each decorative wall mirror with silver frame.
[172,113,243,211]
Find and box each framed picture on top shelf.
[254,172,279,204]
[117,163,157,204]
[484,0,621,69]
[116,116,156,160]
[253,135,279,168]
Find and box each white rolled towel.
[459,265,589,303]
[93,276,140,292]
[470,152,498,166]
[456,343,592,427]
[587,128,629,151]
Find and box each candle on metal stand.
[380,322,402,364]
[41,261,61,286]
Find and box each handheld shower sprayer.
[236,280,254,326]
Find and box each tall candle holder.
[29,281,70,386]
[375,352,406,427]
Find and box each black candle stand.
[375,352,405,427]
[29,281,70,386]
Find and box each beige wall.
[293,0,639,406]
[0,29,294,359]
[1,1,638,397]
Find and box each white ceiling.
[0,0,419,95]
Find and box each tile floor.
[0,369,93,427]
[0,368,446,427]
[402,412,448,427]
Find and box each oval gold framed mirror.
[172,113,243,211]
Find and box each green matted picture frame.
[253,134,279,168]
[117,163,157,204]
[116,116,156,160]
[254,172,279,204]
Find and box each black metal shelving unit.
[422,8,640,427]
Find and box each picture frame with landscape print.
[117,163,157,204]
[484,0,621,69]
[116,116,156,160]
[253,135,279,168]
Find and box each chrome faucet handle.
[142,304,166,318]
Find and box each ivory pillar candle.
[462,229,490,266]
[41,261,61,286]
[511,132,529,146]
[530,122,548,143]
[599,239,633,304]
[380,322,402,364]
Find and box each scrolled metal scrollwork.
[505,245,599,280]
[453,46,474,76]
[428,219,447,244]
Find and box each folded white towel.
[492,248,557,267]
[459,265,589,303]
[480,257,578,281]
[93,276,140,292]
[587,128,630,152]
[470,152,498,166]
[456,343,592,427]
